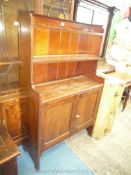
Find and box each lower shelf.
[34,76,103,103]
[0,81,20,96]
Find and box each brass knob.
[76,114,80,118]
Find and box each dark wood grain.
[87,35,102,56]
[0,159,18,175]
[47,63,58,81]
[67,61,76,78]
[75,60,97,77]
[34,28,50,55]
[78,34,88,54]
[18,11,31,90]
[0,93,28,145]
[48,30,61,55]
[57,62,67,80]
[70,89,102,134]
[0,123,20,175]
[18,11,104,171]
[34,76,103,103]
[69,32,80,54]
[40,97,76,149]
[0,123,20,165]
[60,31,71,54]
[33,63,48,84]
[33,14,103,33]
[33,54,100,64]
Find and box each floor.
[66,100,131,175]
[17,99,131,175]
[17,142,94,175]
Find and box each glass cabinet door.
[0,0,34,95]
[0,63,20,95]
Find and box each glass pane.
[76,5,93,24]
[0,0,35,95]
[43,0,72,20]
[0,64,20,95]
[93,11,108,26]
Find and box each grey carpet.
[65,100,131,175]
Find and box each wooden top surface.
[97,71,131,85]
[107,72,131,85]
[34,76,103,103]
[32,13,103,33]
[97,59,115,74]
[33,54,100,64]
[96,60,131,85]
[0,123,20,165]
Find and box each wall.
[99,0,131,9]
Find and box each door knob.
[76,114,80,118]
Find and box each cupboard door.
[40,97,76,149]
[0,99,27,145]
[71,89,102,133]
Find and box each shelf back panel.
[33,60,97,84]
[33,14,103,57]
[18,12,103,87]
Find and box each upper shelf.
[33,54,100,64]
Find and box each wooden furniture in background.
[0,1,35,144]
[93,71,131,138]
[122,85,131,111]
[0,92,28,145]
[18,11,104,170]
[0,60,20,95]
[97,59,115,74]
[0,0,35,89]
[0,59,28,145]
[0,122,20,175]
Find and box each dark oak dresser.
[18,11,104,170]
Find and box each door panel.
[0,99,27,145]
[71,89,101,133]
[40,97,76,149]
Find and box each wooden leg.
[34,155,40,171]
[30,151,40,171]
[0,159,18,175]
[86,125,94,136]
[23,142,40,171]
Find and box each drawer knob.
[76,114,80,118]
